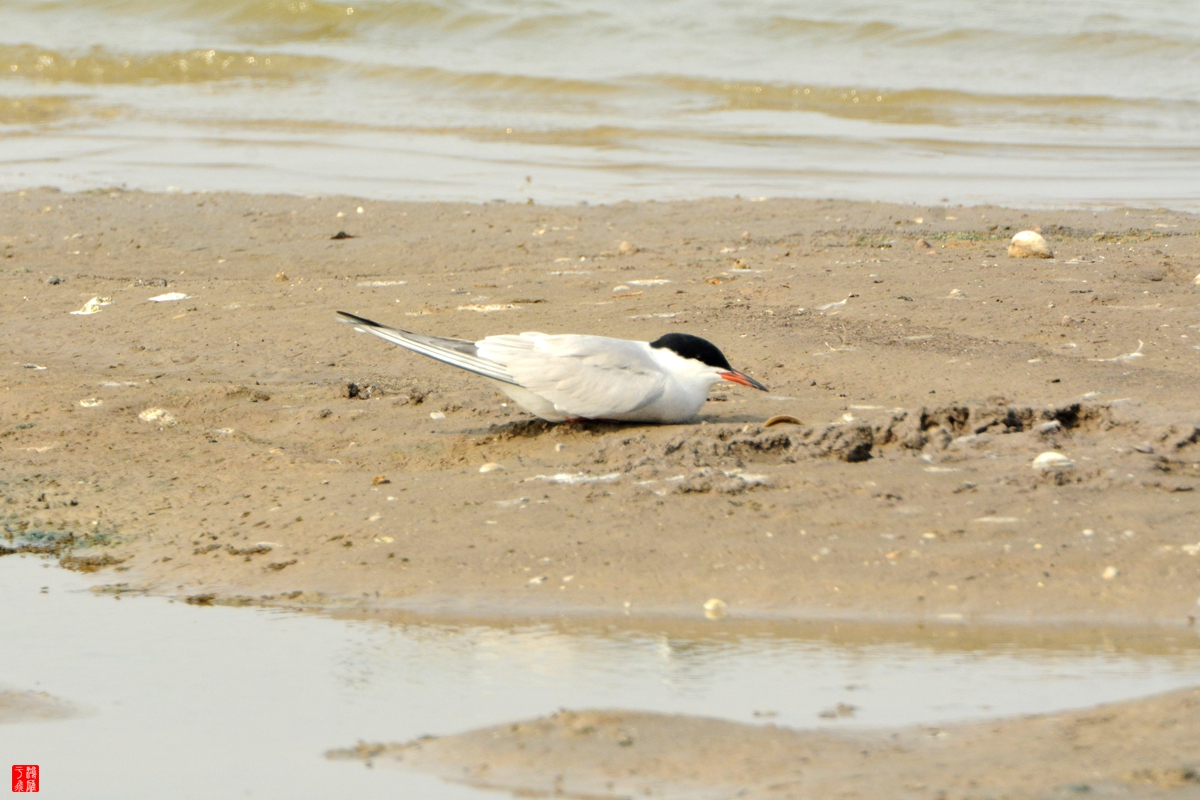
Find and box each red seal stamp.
[11,766,39,793]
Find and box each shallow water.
[2,555,1199,799]
[0,0,1198,208]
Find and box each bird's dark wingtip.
[337,310,379,327]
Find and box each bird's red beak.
[719,371,768,392]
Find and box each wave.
[0,94,78,124]
[760,14,1200,57]
[760,16,906,43]
[20,0,502,43]
[654,76,1199,128]
[355,63,622,97]
[0,44,331,84]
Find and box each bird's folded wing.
[337,311,518,385]
[477,334,666,418]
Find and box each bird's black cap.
[649,333,733,370]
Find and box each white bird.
[337,311,767,423]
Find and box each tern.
[337,311,767,423]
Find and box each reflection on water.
[1,555,1198,799]
[0,0,1197,207]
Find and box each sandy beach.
[3,187,1200,796]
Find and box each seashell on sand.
[138,407,176,426]
[703,598,728,619]
[1032,451,1074,471]
[70,296,113,315]
[1008,230,1053,259]
[1034,420,1062,436]
[764,415,803,427]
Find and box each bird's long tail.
[336,311,518,385]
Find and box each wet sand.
[0,689,77,724]
[4,187,1198,621]
[3,188,1200,794]
[331,687,1200,799]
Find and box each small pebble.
[1034,420,1062,436]
[618,241,636,255]
[1032,451,1074,471]
[1102,566,1119,580]
[703,598,728,619]
[1008,230,1053,259]
[479,463,503,473]
[429,411,446,420]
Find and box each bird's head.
[649,333,768,392]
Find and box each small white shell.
[1102,566,1119,580]
[479,463,503,473]
[703,598,728,619]
[70,296,113,315]
[1034,420,1062,436]
[1032,451,1074,471]
[1008,230,1053,259]
[138,407,176,426]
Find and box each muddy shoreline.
[4,188,1200,798]
[4,188,1198,624]
[331,687,1200,800]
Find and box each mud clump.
[663,422,876,466]
[59,553,127,572]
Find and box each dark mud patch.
[59,552,128,572]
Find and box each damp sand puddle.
[1,555,1198,799]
